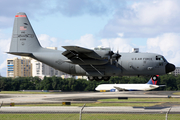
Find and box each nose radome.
[165,63,175,73]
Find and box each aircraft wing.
[62,46,109,66]
[62,46,102,59]
[113,86,128,91]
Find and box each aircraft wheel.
[152,75,158,81]
[88,76,94,81]
[103,76,110,81]
[97,76,103,80]
[94,77,102,81]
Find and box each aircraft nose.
[95,87,99,91]
[165,63,175,73]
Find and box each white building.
[31,59,64,79]
[31,47,62,79]
[171,67,180,76]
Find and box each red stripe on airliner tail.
[15,15,27,17]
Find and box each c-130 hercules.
[7,12,175,81]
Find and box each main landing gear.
[88,76,110,81]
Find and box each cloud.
[38,33,135,53]
[0,0,53,28]
[0,60,6,70]
[0,16,13,28]
[101,0,180,38]
[146,33,180,66]
[100,37,132,52]
[0,0,127,29]
[0,38,10,53]
[55,0,125,17]
[65,34,97,49]
[0,37,15,76]
[38,34,61,49]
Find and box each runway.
[0,91,180,114]
[0,91,180,104]
[0,106,180,114]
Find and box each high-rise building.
[7,57,32,78]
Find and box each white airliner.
[95,75,165,92]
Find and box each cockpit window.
[156,56,167,62]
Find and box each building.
[31,47,65,79]
[31,59,65,79]
[171,67,180,76]
[7,57,32,78]
[76,76,88,80]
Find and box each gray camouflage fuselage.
[8,12,175,81]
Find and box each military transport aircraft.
[7,12,175,81]
[95,75,165,91]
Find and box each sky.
[1,0,180,76]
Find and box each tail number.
[13,34,34,38]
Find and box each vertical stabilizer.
[9,12,41,55]
[146,75,159,85]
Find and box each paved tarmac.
[0,91,180,104]
[0,106,180,114]
[0,91,180,114]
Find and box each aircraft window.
[162,56,167,62]
[156,56,167,62]
[156,56,160,60]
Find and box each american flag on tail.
[20,26,27,31]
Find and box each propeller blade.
[108,50,114,65]
[109,51,114,57]
[116,54,121,62]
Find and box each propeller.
[108,50,121,67]
[112,51,121,67]
[115,50,121,62]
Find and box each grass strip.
[98,98,180,102]
[173,92,180,95]
[0,91,53,94]
[0,113,179,120]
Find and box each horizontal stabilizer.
[158,85,166,87]
[7,52,33,57]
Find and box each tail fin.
[8,12,41,56]
[146,75,159,85]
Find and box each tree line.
[0,74,180,91]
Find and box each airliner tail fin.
[146,75,159,85]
